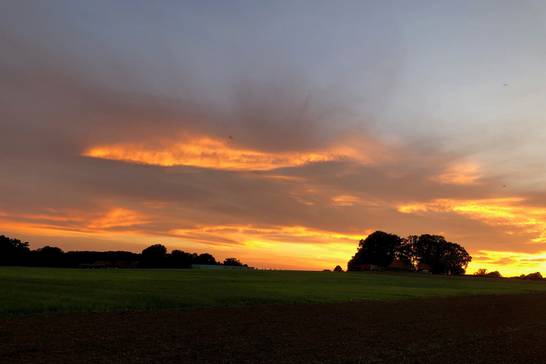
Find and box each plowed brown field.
[2,293,546,363]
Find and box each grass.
[1,267,546,316]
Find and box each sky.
[2,0,546,275]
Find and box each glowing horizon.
[3,204,546,275]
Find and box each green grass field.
[2,267,546,316]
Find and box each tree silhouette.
[141,244,168,267]
[520,272,543,280]
[347,232,472,275]
[33,246,65,267]
[411,235,471,275]
[223,257,243,266]
[485,271,502,278]
[169,250,193,268]
[333,265,343,272]
[0,235,30,265]
[475,268,503,278]
[194,253,217,265]
[347,231,405,270]
[0,235,245,269]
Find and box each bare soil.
[2,293,546,363]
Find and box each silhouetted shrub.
[520,272,543,280]
[223,257,243,266]
[486,271,502,278]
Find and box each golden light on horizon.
[0,213,366,270]
[3,208,546,274]
[4,195,546,275]
[83,136,376,170]
[468,250,546,277]
[170,224,367,270]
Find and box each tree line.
[347,231,472,275]
[473,268,544,280]
[0,235,247,268]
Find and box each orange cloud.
[170,224,365,245]
[87,208,148,230]
[431,161,482,185]
[398,197,546,275]
[399,197,546,244]
[331,195,363,207]
[0,208,148,236]
[83,136,376,170]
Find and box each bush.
[520,272,543,280]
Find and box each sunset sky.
[2,1,546,275]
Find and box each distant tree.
[485,271,502,278]
[33,246,65,267]
[442,241,472,275]
[141,244,168,267]
[0,235,246,270]
[333,265,343,272]
[169,250,193,268]
[474,269,502,278]
[193,253,217,265]
[347,231,405,271]
[223,257,243,266]
[0,235,30,265]
[411,234,471,275]
[521,272,543,280]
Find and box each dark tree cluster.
[518,272,543,280]
[0,235,29,266]
[347,231,472,275]
[0,235,247,269]
[474,269,502,278]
